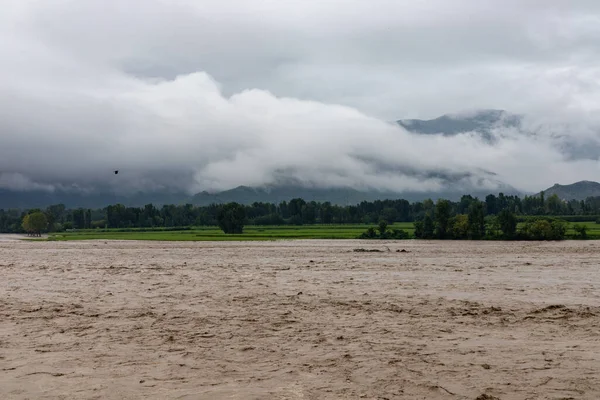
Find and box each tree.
[302,202,317,224]
[487,215,501,239]
[381,207,398,223]
[450,214,469,239]
[378,220,388,236]
[546,194,563,215]
[391,229,409,239]
[497,209,517,239]
[72,208,85,229]
[422,199,434,214]
[23,212,48,236]
[458,195,476,214]
[85,209,92,229]
[289,198,306,219]
[45,204,66,231]
[485,194,498,215]
[217,203,246,234]
[550,219,567,240]
[414,214,434,239]
[521,218,566,240]
[468,202,486,239]
[434,199,451,239]
[413,220,424,239]
[359,223,408,240]
[523,219,553,240]
[22,214,30,235]
[573,224,588,239]
[359,227,377,239]
[320,202,334,224]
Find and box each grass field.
[46,221,600,241]
[48,223,415,241]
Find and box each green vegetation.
[412,199,486,240]
[48,224,415,241]
[358,220,410,239]
[573,223,588,239]
[409,200,572,241]
[217,202,246,234]
[22,211,48,237]
[497,209,517,239]
[43,220,600,242]
[4,189,600,241]
[518,217,567,240]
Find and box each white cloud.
[1,0,600,197]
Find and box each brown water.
[1,239,599,399]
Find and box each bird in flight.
[114,170,119,175]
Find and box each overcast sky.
[2,0,600,195]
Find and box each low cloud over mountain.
[2,0,600,205]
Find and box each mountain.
[190,185,520,206]
[0,109,537,209]
[539,181,600,201]
[397,109,522,141]
[191,185,372,206]
[0,189,191,210]
[0,184,521,210]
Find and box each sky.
[2,0,600,196]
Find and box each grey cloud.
[18,0,600,118]
[0,173,55,192]
[1,0,600,197]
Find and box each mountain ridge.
[539,180,600,201]
[0,184,525,209]
[190,184,522,206]
[397,109,523,140]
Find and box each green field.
[48,223,416,241]
[46,220,600,241]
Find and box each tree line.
[403,199,574,240]
[1,191,599,236]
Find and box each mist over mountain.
[3,1,600,209]
[5,107,600,209]
[4,107,599,209]
[397,109,523,142]
[398,109,600,162]
[0,108,537,209]
[0,188,192,210]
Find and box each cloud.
[1,0,600,196]
[0,173,55,192]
